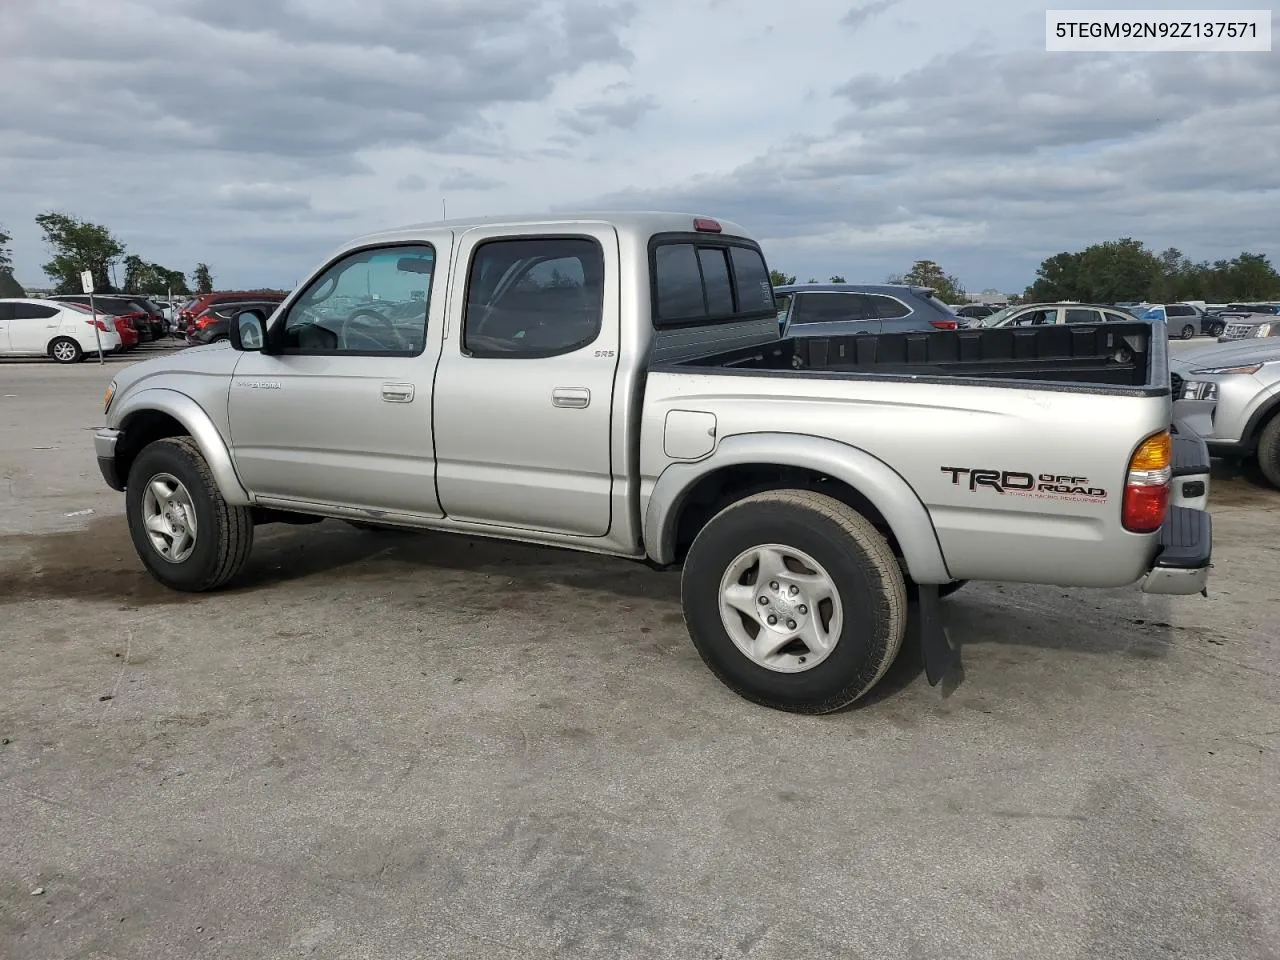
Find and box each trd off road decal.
[940,467,1108,502]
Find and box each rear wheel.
[681,489,907,713]
[1256,415,1280,489]
[1180,324,1195,340]
[126,437,254,591]
[49,337,83,364]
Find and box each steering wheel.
[341,310,408,351]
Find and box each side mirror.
[229,310,266,351]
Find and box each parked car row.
[0,298,124,361]
[175,291,286,336]
[49,294,172,344]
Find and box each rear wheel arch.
[645,433,953,584]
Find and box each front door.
[227,240,450,516]
[432,224,620,537]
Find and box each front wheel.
[126,437,254,591]
[49,337,83,364]
[1180,324,1195,340]
[1256,415,1280,490]
[681,489,907,713]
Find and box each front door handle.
[552,387,591,408]
[381,382,415,403]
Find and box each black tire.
[938,579,969,598]
[125,437,254,591]
[1180,324,1195,340]
[681,489,907,713]
[49,337,83,364]
[1256,415,1280,490]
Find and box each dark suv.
[185,299,281,346]
[774,283,959,336]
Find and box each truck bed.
[665,322,1166,394]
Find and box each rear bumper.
[1140,506,1211,595]
[1170,426,1211,512]
[95,428,124,491]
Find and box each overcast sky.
[1,0,1276,294]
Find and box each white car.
[0,298,123,362]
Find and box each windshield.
[978,304,1019,326]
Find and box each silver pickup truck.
[94,212,1211,713]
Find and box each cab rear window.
[651,236,775,327]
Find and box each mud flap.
[917,583,962,690]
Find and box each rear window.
[870,295,911,320]
[922,294,956,315]
[651,236,775,327]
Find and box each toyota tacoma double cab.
[94,212,1211,713]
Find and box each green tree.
[769,269,796,287]
[829,275,847,283]
[192,262,213,293]
[0,223,24,297]
[1026,239,1160,302]
[35,212,125,293]
[123,254,190,295]
[1223,252,1280,299]
[902,260,965,302]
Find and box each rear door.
[1064,307,1104,325]
[432,224,620,536]
[0,302,13,353]
[10,302,61,353]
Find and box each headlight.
[104,381,116,414]
[1254,323,1273,337]
[1188,363,1262,376]
[1179,381,1218,401]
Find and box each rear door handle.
[381,382,415,403]
[552,387,591,408]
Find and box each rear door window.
[1065,308,1103,324]
[12,303,59,320]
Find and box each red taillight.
[693,217,722,233]
[194,317,214,329]
[930,319,959,330]
[85,319,111,332]
[1122,431,1172,533]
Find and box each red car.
[58,302,137,350]
[178,291,285,333]
[113,316,139,349]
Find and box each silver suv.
[1171,338,1280,487]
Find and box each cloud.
[0,0,1275,294]
[439,170,505,192]
[560,94,658,136]
[840,0,901,31]
[396,174,429,192]
[217,182,312,211]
